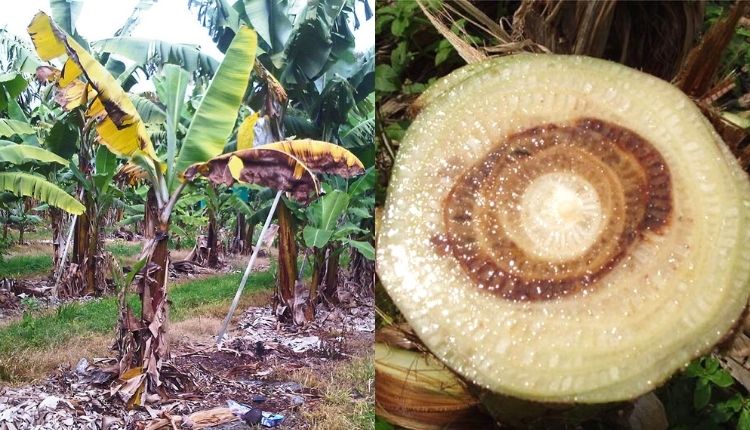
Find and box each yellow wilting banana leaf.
[262,139,365,177]
[237,112,260,150]
[27,12,156,159]
[183,140,365,202]
[59,58,82,87]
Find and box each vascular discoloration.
[436,118,673,301]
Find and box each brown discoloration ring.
[438,117,673,301]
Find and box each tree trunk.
[2,221,7,241]
[350,246,375,295]
[18,225,23,246]
[117,195,171,408]
[144,188,158,240]
[274,202,297,319]
[321,247,340,304]
[310,246,326,303]
[243,221,255,255]
[232,212,246,254]
[139,222,170,369]
[50,208,64,269]
[70,191,100,296]
[206,209,219,267]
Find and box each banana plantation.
[0,1,374,429]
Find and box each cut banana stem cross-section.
[377,54,750,403]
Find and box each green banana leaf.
[131,94,166,124]
[317,190,350,231]
[175,26,257,174]
[303,226,333,248]
[93,37,220,77]
[0,73,28,112]
[45,121,78,160]
[154,64,189,190]
[50,0,83,35]
[94,145,118,192]
[236,0,292,52]
[0,144,68,166]
[0,119,34,138]
[0,172,84,215]
[341,238,374,260]
[303,190,350,248]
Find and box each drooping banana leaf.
[261,139,365,177]
[174,26,258,174]
[184,140,364,202]
[183,146,319,202]
[93,38,220,77]
[0,144,68,166]
[53,79,90,111]
[0,172,84,215]
[27,12,157,159]
[0,119,34,138]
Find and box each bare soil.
[0,297,374,430]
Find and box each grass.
[0,270,275,383]
[2,227,52,244]
[0,254,53,278]
[0,240,144,279]
[293,356,375,430]
[106,241,142,258]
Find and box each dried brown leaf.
[416,0,486,64]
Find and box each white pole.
[216,190,282,347]
[52,214,77,298]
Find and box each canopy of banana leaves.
[93,38,220,77]
[0,118,34,138]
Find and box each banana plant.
[0,142,83,272]
[28,8,368,406]
[5,200,45,245]
[28,11,257,407]
[183,140,365,339]
[191,0,374,319]
[304,167,374,307]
